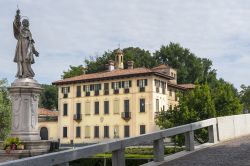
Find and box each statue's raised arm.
[13,9,21,40]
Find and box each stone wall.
[217,114,250,141]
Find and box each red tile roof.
[38,108,58,116]
[52,67,174,85]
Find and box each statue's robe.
[13,21,35,78]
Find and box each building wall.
[58,75,171,144]
[38,121,58,140]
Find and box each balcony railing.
[114,89,119,94]
[139,87,145,92]
[94,91,99,96]
[124,88,130,94]
[121,112,131,120]
[104,90,109,95]
[73,114,82,121]
[85,92,90,97]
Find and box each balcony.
[94,91,99,96]
[104,90,109,95]
[124,88,130,94]
[85,92,90,97]
[139,87,145,92]
[73,114,82,121]
[114,89,119,94]
[121,112,131,120]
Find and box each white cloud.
[0,0,250,89]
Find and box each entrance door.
[40,127,48,140]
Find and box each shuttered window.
[104,101,109,114]
[94,126,99,138]
[124,125,130,138]
[124,100,130,112]
[76,126,81,138]
[76,86,81,97]
[63,127,67,138]
[140,125,146,135]
[94,101,99,115]
[104,126,109,138]
[85,102,90,115]
[85,126,90,138]
[140,99,145,112]
[114,100,120,114]
[76,103,81,114]
[63,103,68,116]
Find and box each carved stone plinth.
[8,78,42,141]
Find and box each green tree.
[0,79,11,140]
[39,84,58,110]
[240,84,250,112]
[154,43,216,84]
[85,47,157,74]
[62,65,86,79]
[156,83,216,145]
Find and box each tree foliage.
[62,65,86,79]
[39,84,58,110]
[239,84,250,112]
[0,79,11,140]
[154,43,217,84]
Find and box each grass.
[93,146,183,159]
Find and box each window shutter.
[83,85,86,91]
[90,85,94,91]
[112,82,114,89]
[68,87,70,93]
[122,81,124,88]
[137,80,139,87]
[119,82,121,88]
[61,87,64,93]
[129,80,132,87]
[99,84,102,90]
[144,79,148,86]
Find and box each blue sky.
[1,0,250,89]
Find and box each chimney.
[108,60,114,71]
[127,61,134,69]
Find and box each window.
[156,99,159,112]
[137,79,148,88]
[63,103,68,116]
[94,84,101,91]
[85,126,90,138]
[63,127,67,138]
[124,126,130,137]
[140,125,146,135]
[76,86,81,97]
[114,125,119,138]
[104,83,109,95]
[94,126,99,138]
[169,89,172,97]
[62,87,70,98]
[76,103,81,115]
[123,81,131,89]
[83,85,90,92]
[124,100,129,112]
[104,126,109,138]
[94,101,99,115]
[85,102,91,115]
[104,101,109,114]
[140,99,145,112]
[114,99,120,114]
[76,126,81,138]
[112,82,121,90]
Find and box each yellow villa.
[52,49,193,144]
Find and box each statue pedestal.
[8,78,42,141]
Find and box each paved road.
[161,135,250,166]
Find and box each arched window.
[40,127,48,140]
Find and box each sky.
[0,0,250,90]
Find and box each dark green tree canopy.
[39,84,58,110]
[62,65,86,79]
[239,84,250,112]
[0,79,11,140]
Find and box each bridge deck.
[161,135,250,166]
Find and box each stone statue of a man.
[13,9,39,79]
